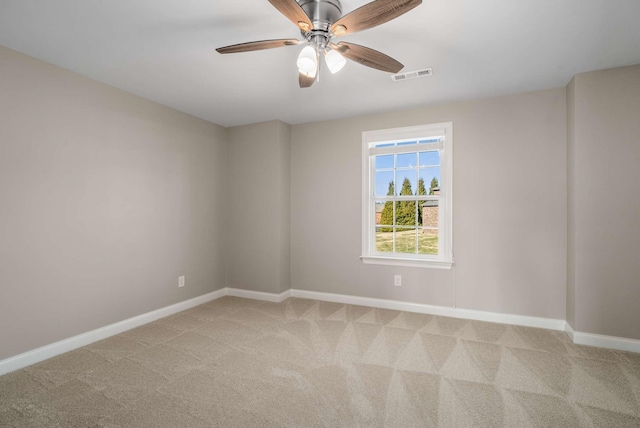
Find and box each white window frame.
[361,122,453,269]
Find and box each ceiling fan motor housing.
[298,0,342,31]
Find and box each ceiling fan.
[216,0,422,88]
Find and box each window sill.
[360,255,453,269]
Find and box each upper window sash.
[363,124,448,145]
[374,195,440,202]
[368,141,444,156]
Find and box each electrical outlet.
[394,275,402,286]
[178,276,185,288]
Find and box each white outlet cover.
[178,276,185,288]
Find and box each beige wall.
[227,120,291,294]
[566,77,576,330]
[291,89,568,319]
[0,46,228,360]
[2,41,638,363]
[568,64,640,340]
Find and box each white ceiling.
[1,0,640,127]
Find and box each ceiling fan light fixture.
[216,0,423,87]
[325,48,346,74]
[300,67,317,78]
[297,45,317,73]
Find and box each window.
[361,122,453,269]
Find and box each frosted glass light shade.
[300,66,317,78]
[297,46,317,73]
[325,49,346,74]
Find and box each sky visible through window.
[374,140,442,197]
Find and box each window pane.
[395,200,417,226]
[376,201,394,227]
[419,199,439,255]
[418,233,439,255]
[419,137,443,144]
[420,199,439,228]
[419,167,441,194]
[418,151,439,166]
[397,140,418,147]
[395,227,417,254]
[375,171,395,197]
[417,199,426,226]
[375,226,394,253]
[375,154,394,170]
[396,152,416,168]
[396,174,417,197]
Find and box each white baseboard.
[3,287,638,376]
[0,288,226,376]
[289,290,640,353]
[226,287,291,303]
[289,289,566,331]
[565,321,575,341]
[565,322,640,353]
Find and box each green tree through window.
[396,177,416,226]
[380,181,394,232]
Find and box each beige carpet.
[1,296,639,427]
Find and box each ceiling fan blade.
[268,0,314,32]
[331,0,422,36]
[216,39,301,54]
[332,42,403,73]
